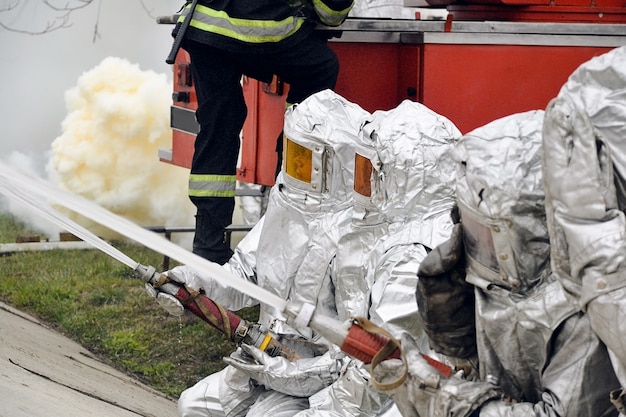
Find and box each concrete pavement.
[0,301,178,417]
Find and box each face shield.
[352,123,385,223]
[282,90,371,204]
[459,201,522,290]
[282,132,331,194]
[459,200,551,293]
[353,152,373,198]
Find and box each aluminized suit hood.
[554,46,626,210]
[366,100,460,236]
[281,89,371,210]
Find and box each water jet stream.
[0,161,288,312]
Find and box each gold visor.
[354,153,373,197]
[284,136,312,184]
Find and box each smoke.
[42,56,195,244]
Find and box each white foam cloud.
[47,56,194,243]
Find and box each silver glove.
[144,283,185,316]
[223,344,341,397]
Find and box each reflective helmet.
[282,89,370,207]
[360,100,460,230]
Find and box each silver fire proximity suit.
[377,110,621,417]
[294,103,392,417]
[299,100,462,417]
[163,89,371,417]
[541,46,626,413]
[363,100,461,342]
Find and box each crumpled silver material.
[172,89,371,417]
[295,358,390,417]
[542,46,626,397]
[333,105,389,322]
[445,110,619,416]
[237,182,269,225]
[364,100,460,340]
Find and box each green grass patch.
[0,213,259,398]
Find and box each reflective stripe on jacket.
[311,0,354,27]
[189,174,237,198]
[175,0,353,52]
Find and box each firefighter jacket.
[175,0,354,54]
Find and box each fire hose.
[134,263,405,365]
[0,162,453,389]
[134,263,301,361]
[136,262,452,391]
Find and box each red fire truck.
[159,1,626,188]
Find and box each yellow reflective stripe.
[189,189,236,197]
[188,190,237,197]
[189,174,236,198]
[312,0,353,26]
[180,4,305,43]
[190,174,237,182]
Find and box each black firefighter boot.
[192,210,234,265]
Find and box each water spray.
[0,164,298,359]
[0,162,449,380]
[0,162,286,311]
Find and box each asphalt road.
[0,301,177,417]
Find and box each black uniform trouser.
[183,34,339,264]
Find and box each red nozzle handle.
[341,319,453,378]
[341,322,401,364]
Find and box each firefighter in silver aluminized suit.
[298,100,463,417]
[364,100,461,343]
[293,100,393,417]
[363,100,466,416]
[162,89,371,417]
[375,110,621,417]
[541,46,626,414]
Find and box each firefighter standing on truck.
[170,0,354,265]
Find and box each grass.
[0,214,258,399]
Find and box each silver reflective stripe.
[179,4,305,43]
[189,174,236,198]
[312,0,353,27]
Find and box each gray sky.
[0,0,176,169]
